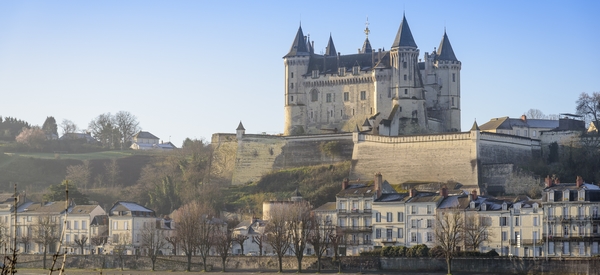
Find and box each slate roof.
[70,205,100,215]
[134,131,159,140]
[479,117,559,131]
[313,202,336,211]
[362,37,372,53]
[436,32,458,61]
[91,215,109,226]
[285,25,309,57]
[392,15,418,48]
[406,192,443,203]
[375,192,409,202]
[110,201,154,214]
[325,34,337,56]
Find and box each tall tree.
[65,160,92,190]
[196,205,217,272]
[524,109,546,119]
[41,116,58,136]
[434,210,464,275]
[308,214,336,273]
[463,214,492,251]
[60,119,78,137]
[113,233,131,271]
[213,220,235,272]
[104,159,121,188]
[33,215,60,269]
[114,111,140,150]
[288,201,312,273]
[88,113,120,149]
[174,202,202,271]
[44,181,89,205]
[576,92,600,129]
[74,235,88,254]
[140,224,168,271]
[265,204,292,273]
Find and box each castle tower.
[283,25,311,135]
[436,31,461,131]
[390,15,427,130]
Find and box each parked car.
[246,251,258,256]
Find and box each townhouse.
[107,201,157,255]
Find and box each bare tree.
[232,233,249,255]
[265,204,292,272]
[288,201,312,273]
[74,235,88,254]
[174,202,202,271]
[307,214,335,273]
[33,216,60,269]
[463,214,492,251]
[112,233,131,271]
[196,206,217,272]
[165,235,180,256]
[252,233,266,256]
[504,168,542,198]
[65,160,92,190]
[15,127,46,150]
[328,227,345,273]
[114,111,140,150]
[60,119,78,136]
[213,222,234,272]
[140,224,168,271]
[104,159,120,188]
[524,109,546,119]
[434,210,464,275]
[576,91,600,128]
[88,113,119,149]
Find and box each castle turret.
[436,30,461,132]
[236,121,245,139]
[390,14,426,131]
[284,25,311,135]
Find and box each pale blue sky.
[0,1,598,146]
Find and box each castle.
[283,15,461,136]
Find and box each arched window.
[311,89,319,102]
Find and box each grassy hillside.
[222,161,352,215]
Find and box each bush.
[485,249,499,257]
[360,248,381,256]
[429,246,444,258]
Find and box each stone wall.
[350,132,479,190]
[481,163,514,195]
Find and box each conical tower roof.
[437,31,458,61]
[325,34,337,56]
[306,35,314,54]
[470,121,480,131]
[284,25,309,58]
[392,15,417,49]
[236,121,245,131]
[362,37,372,53]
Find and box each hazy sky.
[0,1,598,146]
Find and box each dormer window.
[353,66,359,75]
[502,203,507,211]
[338,67,345,76]
[563,190,570,201]
[470,201,475,209]
[481,203,487,211]
[312,70,319,78]
[579,189,585,201]
[548,191,554,202]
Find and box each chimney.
[342,178,349,190]
[375,172,383,199]
[545,175,553,188]
[521,115,527,121]
[470,190,478,201]
[409,188,418,198]
[554,177,560,185]
[576,176,584,188]
[440,186,448,198]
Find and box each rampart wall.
[350,132,479,189]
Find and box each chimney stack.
[521,115,527,121]
[374,172,383,199]
[470,190,478,201]
[545,175,553,188]
[554,177,560,185]
[576,176,584,188]
[342,178,349,190]
[409,188,418,198]
[440,186,448,198]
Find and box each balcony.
[510,239,544,245]
[338,209,371,215]
[560,215,572,222]
[345,240,372,246]
[542,233,600,241]
[381,238,398,244]
[338,226,373,233]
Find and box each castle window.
[516,130,520,136]
[310,111,313,119]
[340,110,343,117]
[360,91,366,100]
[524,130,528,137]
[452,97,455,106]
[312,70,319,78]
[326,93,332,103]
[291,72,294,78]
[352,109,355,116]
[290,83,294,89]
[533,130,537,137]
[330,110,333,117]
[404,74,407,81]
[290,96,294,102]
[343,92,349,102]
[403,61,407,69]
[404,89,408,95]
[452,73,456,82]
[353,66,359,75]
[311,90,318,102]
[388,89,391,98]
[338,67,345,76]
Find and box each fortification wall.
[210,133,239,185]
[478,132,539,164]
[350,132,479,189]
[231,133,353,185]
